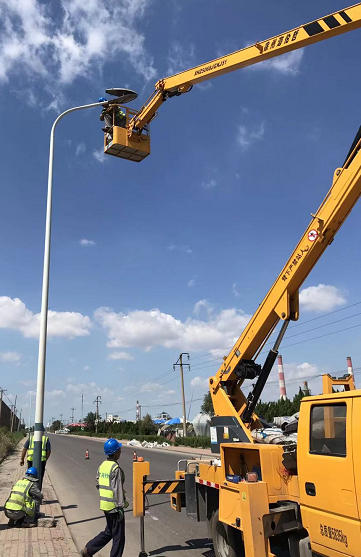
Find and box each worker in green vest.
[81,439,128,557]
[20,432,51,481]
[4,467,43,527]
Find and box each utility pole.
[93,396,101,433]
[10,395,17,432]
[81,394,84,425]
[70,407,76,424]
[18,409,22,431]
[60,413,63,427]
[174,353,190,439]
[136,400,140,421]
[0,388,7,427]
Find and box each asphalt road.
[47,434,213,557]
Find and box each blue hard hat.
[26,467,38,478]
[98,97,107,103]
[104,438,122,455]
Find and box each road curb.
[58,434,218,457]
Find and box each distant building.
[154,411,171,421]
[106,414,122,423]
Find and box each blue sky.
[0,0,361,426]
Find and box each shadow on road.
[149,538,213,556]
[67,515,105,526]
[61,504,78,510]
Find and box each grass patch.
[0,429,26,461]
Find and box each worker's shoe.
[80,549,91,556]
[22,522,36,528]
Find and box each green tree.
[255,388,305,424]
[51,420,61,432]
[85,412,97,432]
[201,392,214,416]
[138,414,157,435]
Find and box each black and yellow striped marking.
[304,10,352,36]
[144,479,185,495]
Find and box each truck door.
[298,398,361,556]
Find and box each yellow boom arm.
[129,3,361,134]
[209,131,361,441]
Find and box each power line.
[115,301,361,402]
[188,300,361,365]
[187,311,361,373]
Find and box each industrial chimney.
[277,355,287,400]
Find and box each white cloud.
[188,279,195,288]
[232,283,240,298]
[18,379,36,387]
[94,301,251,353]
[197,81,212,92]
[93,148,107,163]
[0,0,156,86]
[251,50,304,76]
[201,179,217,190]
[84,365,90,371]
[190,376,209,390]
[108,351,134,361]
[299,284,346,313]
[0,351,21,363]
[45,389,66,399]
[167,245,192,254]
[79,238,96,247]
[193,300,213,318]
[237,122,265,151]
[0,296,92,338]
[66,381,112,400]
[76,142,86,156]
[45,91,66,113]
[167,41,195,75]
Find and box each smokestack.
[347,356,353,378]
[277,355,287,400]
[302,381,311,396]
[347,356,356,387]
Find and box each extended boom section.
[209,129,361,446]
[128,4,361,135]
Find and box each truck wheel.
[211,509,245,557]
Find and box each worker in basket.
[99,97,126,140]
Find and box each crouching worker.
[81,439,128,557]
[4,467,43,527]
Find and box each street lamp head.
[105,88,138,104]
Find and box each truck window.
[310,403,346,457]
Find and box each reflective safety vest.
[98,460,119,512]
[5,478,35,516]
[27,435,48,461]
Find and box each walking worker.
[20,431,51,481]
[81,438,128,557]
[4,467,43,527]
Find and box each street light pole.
[32,101,109,484]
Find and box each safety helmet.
[104,438,122,456]
[98,97,107,103]
[25,467,38,478]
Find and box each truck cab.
[298,390,361,556]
